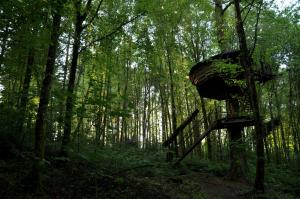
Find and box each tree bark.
[102,75,111,146]
[61,1,84,156]
[193,97,202,157]
[159,82,167,142]
[0,25,9,67]
[226,98,247,179]
[167,49,178,156]
[233,0,265,192]
[184,84,193,148]
[32,12,62,192]
[214,101,223,160]
[214,0,247,172]
[274,86,289,161]
[214,0,230,51]
[199,95,211,160]
[17,49,34,143]
[288,70,300,168]
[268,91,280,163]
[142,71,148,149]
[121,58,129,142]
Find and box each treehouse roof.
[189,50,241,77]
[189,50,243,100]
[189,50,275,100]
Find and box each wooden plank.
[174,121,218,165]
[163,109,199,147]
[214,116,255,129]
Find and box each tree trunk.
[214,0,230,51]
[61,4,84,156]
[268,91,280,163]
[288,70,300,168]
[32,12,61,192]
[121,62,129,142]
[193,97,202,157]
[167,50,178,156]
[233,0,265,192]
[147,83,151,147]
[102,76,111,146]
[159,83,167,143]
[0,25,9,67]
[95,76,104,144]
[214,101,223,160]
[214,0,247,171]
[226,98,247,179]
[177,96,185,155]
[142,74,148,149]
[17,49,34,144]
[184,84,193,149]
[199,95,211,160]
[56,33,71,141]
[264,137,270,162]
[274,86,289,161]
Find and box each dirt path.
[145,171,252,199]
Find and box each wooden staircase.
[163,112,281,165]
[163,107,258,163]
[174,122,217,165]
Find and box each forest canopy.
[0,0,299,198]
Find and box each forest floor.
[0,145,299,199]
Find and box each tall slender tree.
[32,0,64,192]
[233,0,265,192]
[61,0,103,155]
[214,0,247,179]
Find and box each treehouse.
[189,50,275,100]
[163,50,278,164]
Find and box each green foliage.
[0,0,300,197]
[182,158,229,177]
[214,60,244,75]
[265,164,300,197]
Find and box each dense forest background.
[0,0,299,198]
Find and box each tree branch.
[221,1,234,14]
[82,0,104,29]
[82,0,93,20]
[242,0,264,24]
[242,0,257,23]
[250,0,263,57]
[241,0,255,13]
[80,12,146,52]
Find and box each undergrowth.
[1,144,299,199]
